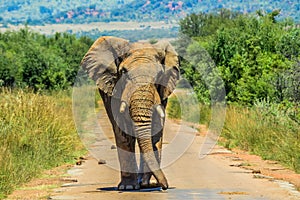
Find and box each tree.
[179,9,240,38]
[177,9,299,104]
[0,28,93,90]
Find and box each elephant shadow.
[97,186,175,192]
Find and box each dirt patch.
[177,120,300,192]
[6,163,77,200]
[218,191,249,195]
[211,148,300,192]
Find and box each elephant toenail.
[125,185,134,190]
[118,185,125,190]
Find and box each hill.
[0,0,134,25]
[0,0,299,26]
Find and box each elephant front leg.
[99,91,139,190]
[138,128,163,188]
[114,127,140,190]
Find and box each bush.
[178,10,300,105]
[0,29,93,91]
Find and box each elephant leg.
[99,90,139,190]
[114,127,140,190]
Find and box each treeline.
[76,27,179,42]
[0,27,177,91]
[177,9,300,105]
[0,29,93,90]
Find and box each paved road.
[50,108,300,200]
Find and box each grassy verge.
[0,88,85,199]
[167,96,300,173]
[221,101,300,173]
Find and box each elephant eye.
[120,69,130,81]
[121,68,128,74]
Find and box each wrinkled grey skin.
[81,36,179,190]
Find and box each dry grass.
[221,103,300,173]
[0,88,84,199]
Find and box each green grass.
[0,88,85,199]
[167,95,300,173]
[221,101,300,173]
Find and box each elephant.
[80,36,179,190]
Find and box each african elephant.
[80,36,179,190]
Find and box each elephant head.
[80,36,179,190]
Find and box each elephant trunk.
[135,124,168,190]
[128,84,168,190]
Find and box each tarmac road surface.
[49,107,300,200]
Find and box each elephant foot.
[118,176,140,190]
[140,182,161,189]
[138,173,159,189]
[139,173,168,190]
[118,182,140,190]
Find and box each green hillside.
[0,0,299,25]
[0,0,134,25]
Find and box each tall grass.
[221,100,300,173]
[0,88,84,199]
[167,95,300,173]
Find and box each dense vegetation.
[0,89,84,199]
[170,9,300,173]
[0,0,299,25]
[0,29,93,90]
[178,9,299,105]
[0,30,92,198]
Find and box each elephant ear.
[154,40,180,100]
[80,36,130,95]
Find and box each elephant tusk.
[156,105,165,118]
[119,101,127,113]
